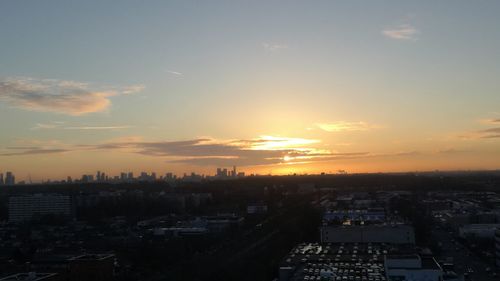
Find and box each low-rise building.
[8,194,73,223]
[385,255,443,281]
[320,224,415,244]
[458,224,500,239]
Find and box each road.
[431,227,498,281]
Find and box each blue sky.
[1,1,499,181]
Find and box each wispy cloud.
[1,135,431,167]
[316,121,378,132]
[478,127,500,139]
[167,70,184,77]
[64,126,130,130]
[121,84,145,95]
[459,127,500,139]
[382,24,419,40]
[479,118,500,124]
[262,42,289,51]
[2,136,364,166]
[0,77,144,115]
[32,122,130,131]
[0,148,69,156]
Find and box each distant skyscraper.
[5,172,15,185]
[128,172,134,179]
[0,173,3,185]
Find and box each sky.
[1,1,500,182]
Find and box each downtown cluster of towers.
[75,171,170,183]
[0,166,245,185]
[48,166,244,184]
[215,166,244,178]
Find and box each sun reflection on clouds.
[247,135,320,151]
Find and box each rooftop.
[0,273,58,281]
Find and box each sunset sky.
[1,1,500,181]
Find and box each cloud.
[87,137,378,167]
[31,122,130,131]
[63,126,130,130]
[435,148,468,154]
[382,24,419,40]
[478,127,500,139]
[0,77,144,115]
[459,127,500,139]
[167,70,183,77]
[0,148,69,156]
[316,121,378,132]
[2,136,356,167]
[121,84,145,95]
[480,118,500,124]
[262,42,289,51]
[1,135,431,167]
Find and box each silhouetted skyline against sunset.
[1,1,500,182]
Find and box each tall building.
[8,194,73,222]
[0,173,3,185]
[5,171,15,185]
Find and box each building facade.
[8,194,73,222]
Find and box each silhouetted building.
[5,171,15,185]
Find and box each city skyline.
[1,1,500,181]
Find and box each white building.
[8,194,73,222]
